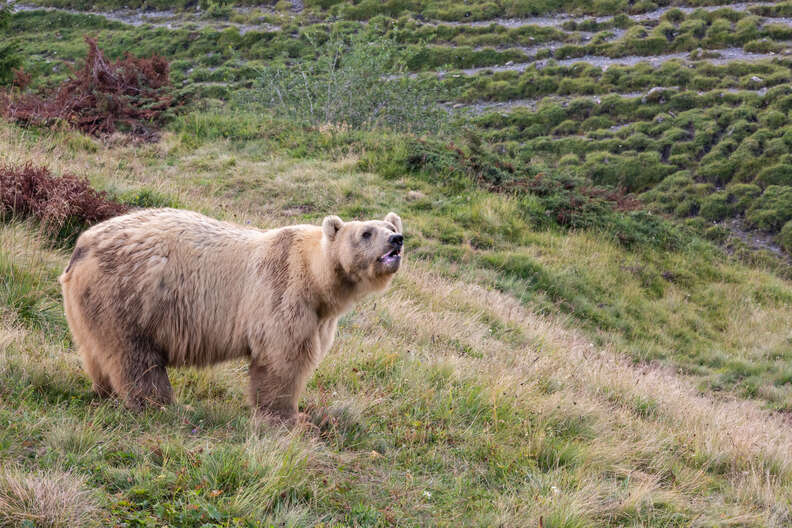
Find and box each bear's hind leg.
[108,335,173,411]
[63,283,113,397]
[82,348,113,398]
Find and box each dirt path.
[13,1,792,38]
[11,3,282,33]
[720,217,789,257]
[424,47,785,78]
[459,86,771,113]
[436,1,781,29]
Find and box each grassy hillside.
[2,122,792,526]
[2,0,792,526]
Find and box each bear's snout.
[389,234,403,247]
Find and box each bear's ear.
[384,212,402,233]
[322,215,344,241]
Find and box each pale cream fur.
[59,208,403,422]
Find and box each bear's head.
[322,212,403,291]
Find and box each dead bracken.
[0,37,172,141]
[0,162,128,239]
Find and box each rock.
[505,61,514,66]
[750,75,763,83]
[407,190,427,201]
[642,86,667,103]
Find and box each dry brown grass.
[340,264,792,524]
[0,468,99,528]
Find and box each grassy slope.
[2,121,792,526]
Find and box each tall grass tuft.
[0,467,99,528]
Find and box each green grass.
[2,208,792,525]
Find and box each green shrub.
[252,32,450,134]
[744,39,785,54]
[305,0,345,8]
[746,185,792,231]
[583,151,674,192]
[756,164,792,188]
[697,160,736,186]
[778,220,792,252]
[705,224,730,243]
[558,153,580,166]
[735,17,761,43]
[580,116,613,132]
[674,198,700,217]
[765,138,788,158]
[700,191,732,222]
[0,6,21,85]
[662,8,685,24]
[725,183,762,213]
[552,120,580,136]
[119,189,181,209]
[763,23,792,40]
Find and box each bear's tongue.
[378,247,402,263]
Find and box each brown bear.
[59,208,404,423]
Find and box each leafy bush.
[582,151,674,193]
[0,38,173,140]
[746,185,792,232]
[251,32,451,134]
[0,162,128,242]
[700,191,731,222]
[756,164,792,188]
[778,220,792,252]
[725,183,761,213]
[119,188,181,209]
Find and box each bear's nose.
[389,234,403,247]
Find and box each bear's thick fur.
[59,208,404,422]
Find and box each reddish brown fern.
[0,162,128,238]
[0,38,172,141]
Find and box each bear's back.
[64,209,280,365]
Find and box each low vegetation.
[0,162,128,243]
[0,5,22,86]
[252,31,450,134]
[0,37,173,140]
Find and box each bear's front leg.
[248,335,319,425]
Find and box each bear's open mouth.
[377,247,402,263]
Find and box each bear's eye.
[362,231,372,240]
